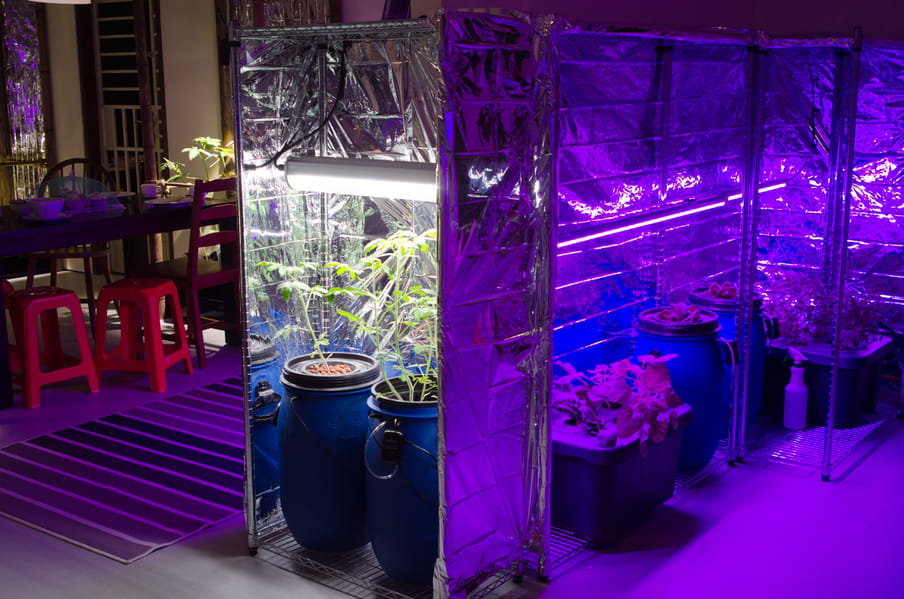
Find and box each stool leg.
[143,296,167,393]
[22,305,44,409]
[39,308,67,370]
[68,302,99,393]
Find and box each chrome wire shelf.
[257,529,432,599]
[256,525,591,599]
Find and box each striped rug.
[0,378,246,564]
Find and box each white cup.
[27,197,65,219]
[141,183,160,198]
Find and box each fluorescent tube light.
[285,156,437,203]
[29,1,90,4]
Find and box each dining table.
[0,194,205,407]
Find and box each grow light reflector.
[285,156,437,203]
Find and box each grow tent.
[236,17,552,599]
[235,10,904,599]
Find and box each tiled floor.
[3,273,904,598]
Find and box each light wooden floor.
[3,273,904,599]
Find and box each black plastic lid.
[281,352,380,391]
[688,288,763,312]
[371,376,438,407]
[249,334,278,366]
[636,306,721,337]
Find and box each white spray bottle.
[783,346,808,431]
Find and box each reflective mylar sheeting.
[850,45,904,328]
[757,46,841,288]
[438,11,554,597]
[237,21,440,533]
[554,28,749,369]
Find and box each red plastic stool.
[94,277,193,392]
[7,286,100,408]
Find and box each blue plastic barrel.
[689,290,775,432]
[635,307,725,472]
[278,352,380,552]
[365,379,438,585]
[249,335,283,519]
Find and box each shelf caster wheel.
[512,575,523,584]
[821,474,831,482]
[728,459,736,467]
[248,547,258,556]
[538,574,550,583]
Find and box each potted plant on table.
[551,353,692,546]
[763,271,893,428]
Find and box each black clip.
[381,424,404,466]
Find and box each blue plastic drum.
[635,307,726,472]
[689,290,775,432]
[248,335,283,519]
[365,379,438,586]
[278,353,380,552]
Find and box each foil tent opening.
[235,11,904,598]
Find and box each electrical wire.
[244,41,349,171]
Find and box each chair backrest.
[187,177,239,280]
[37,158,114,197]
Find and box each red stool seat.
[94,277,193,392]
[7,286,100,408]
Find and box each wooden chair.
[27,158,115,333]
[133,177,239,368]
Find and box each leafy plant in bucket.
[256,259,352,374]
[329,229,438,402]
[654,302,704,323]
[766,271,878,350]
[553,354,684,453]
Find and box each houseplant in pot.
[256,258,380,552]
[330,228,439,585]
[763,271,892,428]
[551,352,692,546]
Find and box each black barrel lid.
[249,334,278,366]
[688,288,763,312]
[636,306,721,337]
[281,352,380,391]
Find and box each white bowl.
[27,197,65,220]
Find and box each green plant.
[330,229,438,402]
[256,259,347,374]
[766,271,878,350]
[553,354,684,453]
[182,136,235,181]
[159,157,187,183]
[704,281,737,300]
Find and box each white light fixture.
[285,156,437,203]
[29,0,91,4]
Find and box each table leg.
[0,261,14,408]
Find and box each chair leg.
[26,255,38,288]
[186,288,206,369]
[49,257,59,287]
[83,257,97,335]
[100,255,114,286]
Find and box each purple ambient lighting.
[558,182,789,250]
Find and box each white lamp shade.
[285,156,437,203]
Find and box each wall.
[45,6,84,163]
[159,0,221,180]
[442,0,904,40]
